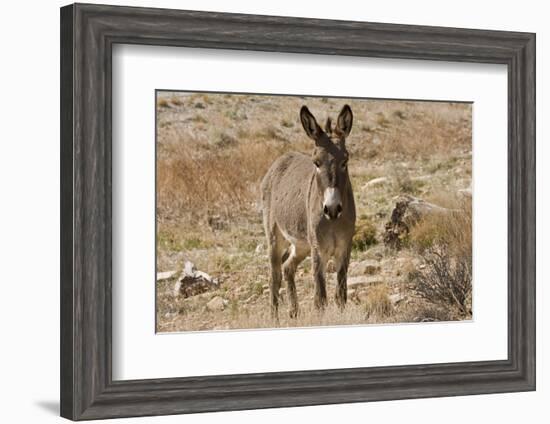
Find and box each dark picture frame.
[60,3,536,420]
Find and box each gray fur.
[260,105,356,318]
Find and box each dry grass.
[157,142,280,221]
[363,284,393,319]
[157,277,420,332]
[409,195,472,257]
[155,91,472,332]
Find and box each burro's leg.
[282,244,307,318]
[267,225,284,319]
[334,245,351,309]
[311,248,327,310]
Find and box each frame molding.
[60,3,536,420]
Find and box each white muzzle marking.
[323,187,342,220]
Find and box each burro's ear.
[300,106,322,141]
[336,104,353,137]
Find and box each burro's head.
[300,104,353,221]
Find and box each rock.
[389,293,405,305]
[355,290,370,303]
[349,259,381,276]
[244,295,256,304]
[382,256,415,278]
[157,270,177,281]
[394,256,413,267]
[364,245,386,260]
[410,175,432,182]
[363,176,389,189]
[255,244,264,254]
[183,261,196,277]
[458,186,472,198]
[383,194,460,249]
[194,270,213,282]
[347,276,383,288]
[174,261,220,298]
[375,210,387,219]
[173,280,182,297]
[206,296,227,312]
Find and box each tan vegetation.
[409,195,472,256]
[156,91,472,332]
[407,196,472,317]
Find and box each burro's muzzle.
[323,187,343,220]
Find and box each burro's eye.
[313,159,321,168]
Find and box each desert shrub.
[281,118,294,128]
[182,237,209,250]
[157,98,170,108]
[250,282,264,297]
[215,132,238,148]
[157,230,184,251]
[409,245,472,317]
[393,110,407,120]
[397,176,424,195]
[254,125,287,142]
[375,112,391,128]
[407,196,472,317]
[225,109,247,121]
[170,96,183,106]
[392,168,424,195]
[352,218,378,251]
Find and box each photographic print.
[156,91,472,333]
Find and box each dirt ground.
[155,91,472,333]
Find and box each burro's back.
[260,105,356,319]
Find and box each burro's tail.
[281,248,290,264]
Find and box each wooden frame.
[60,3,536,420]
